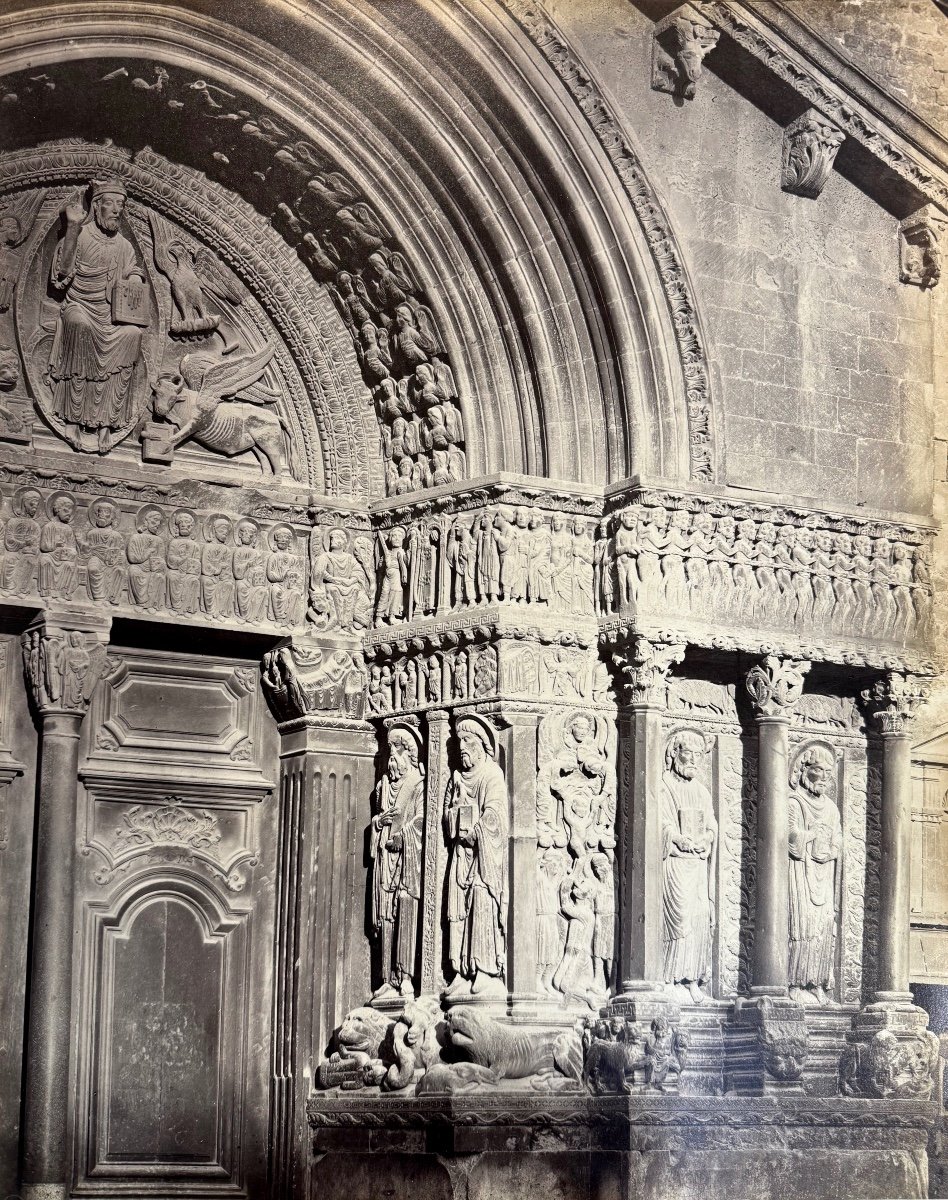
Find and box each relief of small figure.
[267,524,305,627]
[201,513,235,619]
[126,505,166,612]
[165,508,201,615]
[232,518,269,624]
[788,744,841,1008]
[376,528,408,623]
[1,487,42,594]
[81,498,127,605]
[38,491,80,600]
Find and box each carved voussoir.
[652,5,720,100]
[899,204,947,289]
[781,109,845,199]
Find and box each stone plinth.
[307,1093,937,1200]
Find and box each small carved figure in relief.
[548,513,574,613]
[443,717,508,1000]
[126,505,166,611]
[446,517,477,607]
[452,649,469,701]
[231,519,268,624]
[643,1015,686,1092]
[371,726,425,999]
[1,486,42,593]
[537,847,569,996]
[377,528,408,624]
[308,528,373,631]
[788,744,841,1007]
[492,506,518,601]
[81,498,127,605]
[614,510,639,612]
[407,521,438,620]
[589,853,616,994]
[476,511,498,602]
[266,524,304,627]
[201,514,235,619]
[165,508,201,615]
[552,874,595,996]
[38,491,79,600]
[151,344,286,475]
[571,518,595,615]
[0,189,45,311]
[527,509,552,603]
[47,178,149,454]
[661,730,716,1004]
[364,248,415,311]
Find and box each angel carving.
[334,202,386,254]
[151,343,288,476]
[364,249,415,312]
[148,210,245,350]
[0,189,46,311]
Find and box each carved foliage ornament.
[744,656,810,718]
[612,639,685,708]
[860,672,930,736]
[781,109,845,200]
[899,205,946,290]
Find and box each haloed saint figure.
[47,177,148,453]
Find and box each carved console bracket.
[690,2,948,224]
[781,109,845,199]
[651,4,721,100]
[899,204,947,289]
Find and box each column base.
[726,995,808,1095]
[21,1185,68,1200]
[842,1002,940,1099]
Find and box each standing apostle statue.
[444,717,508,999]
[788,744,841,1006]
[661,730,717,1003]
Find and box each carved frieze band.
[596,489,935,661]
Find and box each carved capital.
[899,204,947,289]
[744,655,810,719]
[21,613,111,717]
[781,109,845,199]
[613,638,685,709]
[860,672,930,736]
[261,639,367,726]
[652,4,720,100]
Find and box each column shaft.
[618,706,665,987]
[21,713,82,1191]
[752,716,790,996]
[875,731,912,999]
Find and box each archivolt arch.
[0,0,715,493]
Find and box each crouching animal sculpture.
[416,1006,583,1094]
[151,343,288,475]
[317,997,444,1091]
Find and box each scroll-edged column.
[20,610,111,1200]
[612,638,685,999]
[840,673,941,1101]
[729,654,811,1096]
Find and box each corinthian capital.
[613,637,686,708]
[861,673,930,736]
[781,109,845,199]
[745,655,810,719]
[21,615,111,717]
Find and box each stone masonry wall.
[545,0,940,517]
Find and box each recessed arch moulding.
[0,0,707,510]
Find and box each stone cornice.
[694,1,948,214]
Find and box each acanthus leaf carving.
[860,672,930,736]
[612,638,685,708]
[781,109,845,199]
